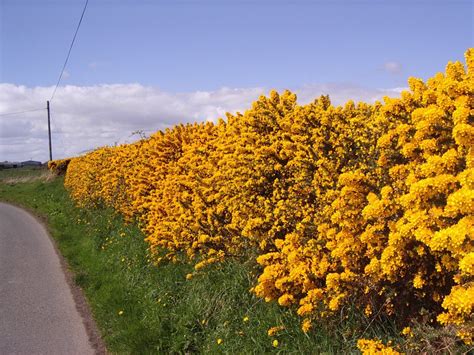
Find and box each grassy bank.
[2,169,465,354]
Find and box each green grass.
[2,169,466,354]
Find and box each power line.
[3,0,89,115]
[0,108,45,117]
[50,0,89,102]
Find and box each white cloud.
[383,61,403,74]
[0,83,404,162]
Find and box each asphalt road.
[0,202,95,355]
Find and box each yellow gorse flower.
[357,338,400,355]
[267,326,285,337]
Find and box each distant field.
[0,167,52,184]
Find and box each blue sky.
[2,0,472,91]
[0,0,473,161]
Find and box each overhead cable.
[50,0,89,101]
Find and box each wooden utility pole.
[47,101,52,161]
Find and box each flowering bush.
[64,49,473,344]
[48,158,71,176]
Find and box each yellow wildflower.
[267,326,285,337]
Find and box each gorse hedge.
[47,158,71,176]
[60,49,473,349]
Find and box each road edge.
[0,201,107,355]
